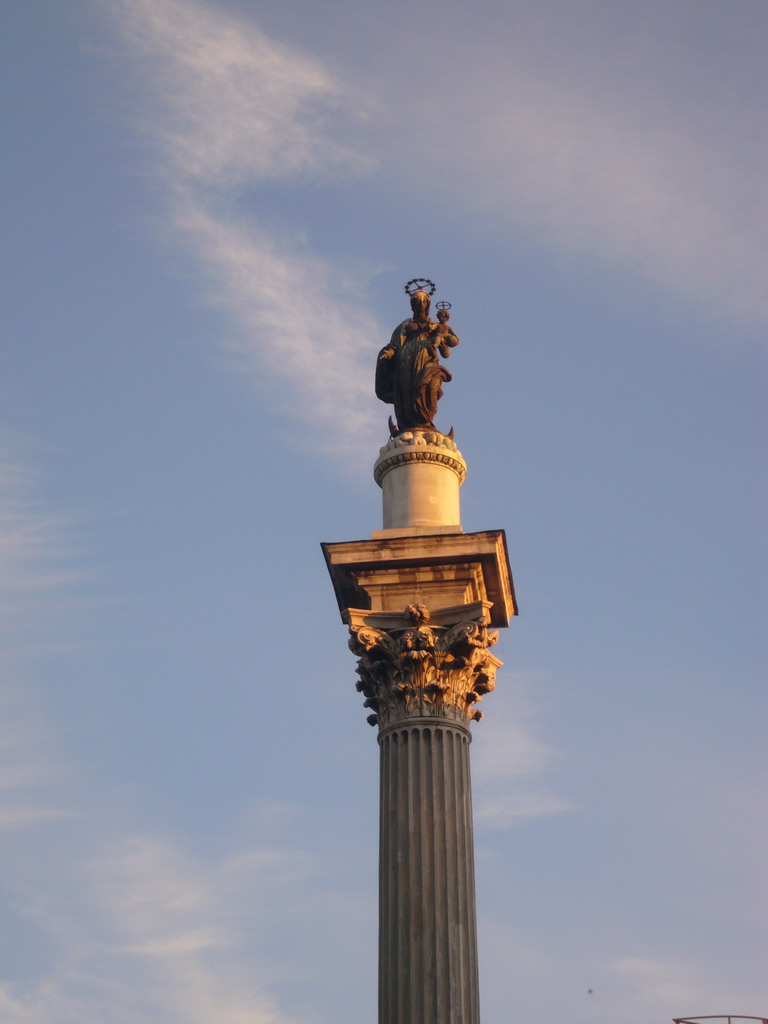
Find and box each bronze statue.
[375,280,459,433]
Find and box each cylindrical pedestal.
[373,430,467,532]
[378,719,480,1024]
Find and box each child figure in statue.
[375,284,460,433]
[435,302,459,358]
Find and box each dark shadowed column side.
[379,719,479,1024]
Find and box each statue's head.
[410,289,431,319]
[404,278,436,320]
[436,300,451,324]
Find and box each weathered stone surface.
[322,529,517,630]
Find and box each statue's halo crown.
[404,278,436,297]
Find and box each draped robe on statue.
[376,316,452,431]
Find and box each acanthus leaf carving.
[349,607,503,728]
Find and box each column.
[350,612,502,1024]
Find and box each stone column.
[378,721,477,1024]
[323,430,516,1024]
[351,614,501,1024]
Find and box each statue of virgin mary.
[375,286,458,432]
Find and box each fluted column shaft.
[378,718,479,1024]
[346,613,502,1024]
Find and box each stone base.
[373,430,466,532]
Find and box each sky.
[1,0,766,1021]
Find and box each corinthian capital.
[349,608,502,729]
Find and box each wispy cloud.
[170,196,381,457]
[467,81,767,322]
[0,481,317,1022]
[87,835,306,1024]
[611,954,734,1013]
[109,0,383,461]
[472,676,572,828]
[0,802,75,831]
[1,825,313,1024]
[400,15,768,324]
[474,789,573,827]
[613,955,701,1005]
[0,441,80,831]
[479,925,752,1024]
[112,0,368,187]
[0,448,79,629]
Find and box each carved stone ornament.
[349,608,501,729]
[373,429,467,487]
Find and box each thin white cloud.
[112,0,369,187]
[396,18,768,324]
[472,677,573,828]
[170,195,381,459]
[0,805,77,830]
[475,790,573,827]
[612,955,732,1013]
[0,680,66,834]
[468,83,767,322]
[0,450,79,628]
[0,443,80,831]
[479,920,757,1024]
[109,0,383,462]
[614,955,701,1005]
[1,826,313,1024]
[88,834,310,1024]
[0,986,50,1024]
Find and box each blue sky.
[1,1,766,1021]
